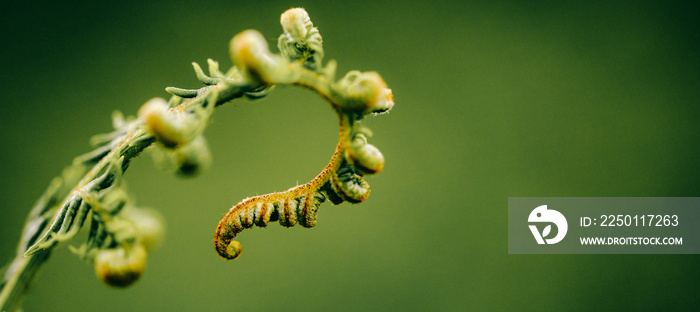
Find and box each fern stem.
[0,76,261,311]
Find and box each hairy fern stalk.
[0,8,393,311]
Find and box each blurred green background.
[1,0,699,310]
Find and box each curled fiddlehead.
[214,8,394,260]
[1,7,393,311]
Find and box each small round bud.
[331,169,371,203]
[280,8,310,39]
[175,136,212,177]
[230,30,284,84]
[151,135,212,177]
[138,98,188,148]
[94,244,147,288]
[333,71,393,115]
[347,142,384,174]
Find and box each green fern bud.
[231,30,286,84]
[332,71,394,115]
[347,133,385,174]
[94,244,147,288]
[138,98,195,148]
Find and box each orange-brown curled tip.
[216,240,242,260]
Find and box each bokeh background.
[1,0,699,310]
